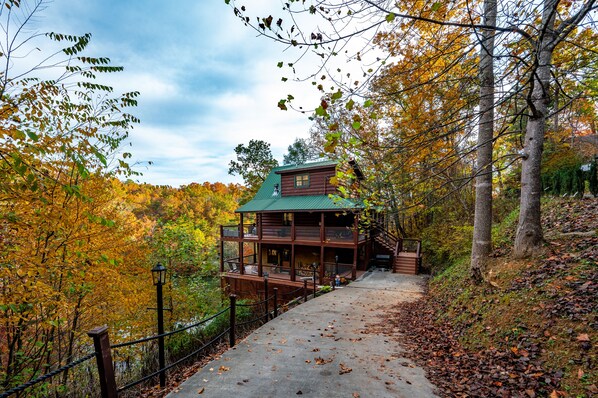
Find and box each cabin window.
[283,212,293,226]
[294,174,310,188]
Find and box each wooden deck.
[222,270,367,287]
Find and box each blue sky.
[39,0,321,185]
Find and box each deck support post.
[290,243,296,282]
[273,288,278,318]
[258,243,263,277]
[352,246,358,281]
[319,245,325,284]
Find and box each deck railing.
[222,224,366,244]
[295,226,320,241]
[262,226,291,239]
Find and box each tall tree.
[513,0,597,257]
[228,139,279,193]
[471,0,497,282]
[283,137,319,165]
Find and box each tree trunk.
[470,0,497,283]
[513,0,558,258]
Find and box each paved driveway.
[167,270,438,398]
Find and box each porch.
[221,224,367,245]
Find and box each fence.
[1,279,317,398]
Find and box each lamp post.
[151,263,167,388]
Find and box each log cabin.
[219,159,421,297]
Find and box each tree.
[470,0,497,283]
[0,1,146,392]
[283,138,319,165]
[228,139,279,193]
[513,0,597,258]
[226,0,598,262]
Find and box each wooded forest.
[1,0,597,396]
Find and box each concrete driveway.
[167,270,438,398]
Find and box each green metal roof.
[236,160,362,213]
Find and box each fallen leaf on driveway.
[339,363,352,374]
[315,356,333,365]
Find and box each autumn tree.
[226,0,598,264]
[471,0,497,282]
[0,0,150,392]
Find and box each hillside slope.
[381,197,597,397]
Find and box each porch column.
[319,245,325,283]
[291,212,296,241]
[320,213,325,243]
[290,244,296,282]
[239,241,244,275]
[219,226,224,273]
[239,213,244,274]
[352,245,358,280]
[239,213,244,239]
[258,243,263,277]
[353,213,359,245]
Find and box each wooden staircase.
[373,225,421,275]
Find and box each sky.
[37,0,323,186]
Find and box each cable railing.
[0,352,97,398]
[1,277,326,398]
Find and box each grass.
[427,197,597,397]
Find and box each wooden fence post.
[264,277,269,322]
[229,295,236,348]
[273,288,278,318]
[87,326,117,398]
[303,280,308,303]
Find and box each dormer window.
[294,174,310,188]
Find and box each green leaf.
[225,0,230,4]
[331,90,342,101]
[386,13,395,22]
[364,100,373,108]
[278,99,288,111]
[26,131,39,142]
[352,121,361,130]
[277,61,284,68]
[315,106,328,117]
[345,99,355,111]
[431,2,441,11]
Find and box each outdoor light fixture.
[151,263,167,286]
[272,183,280,197]
[150,263,168,387]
